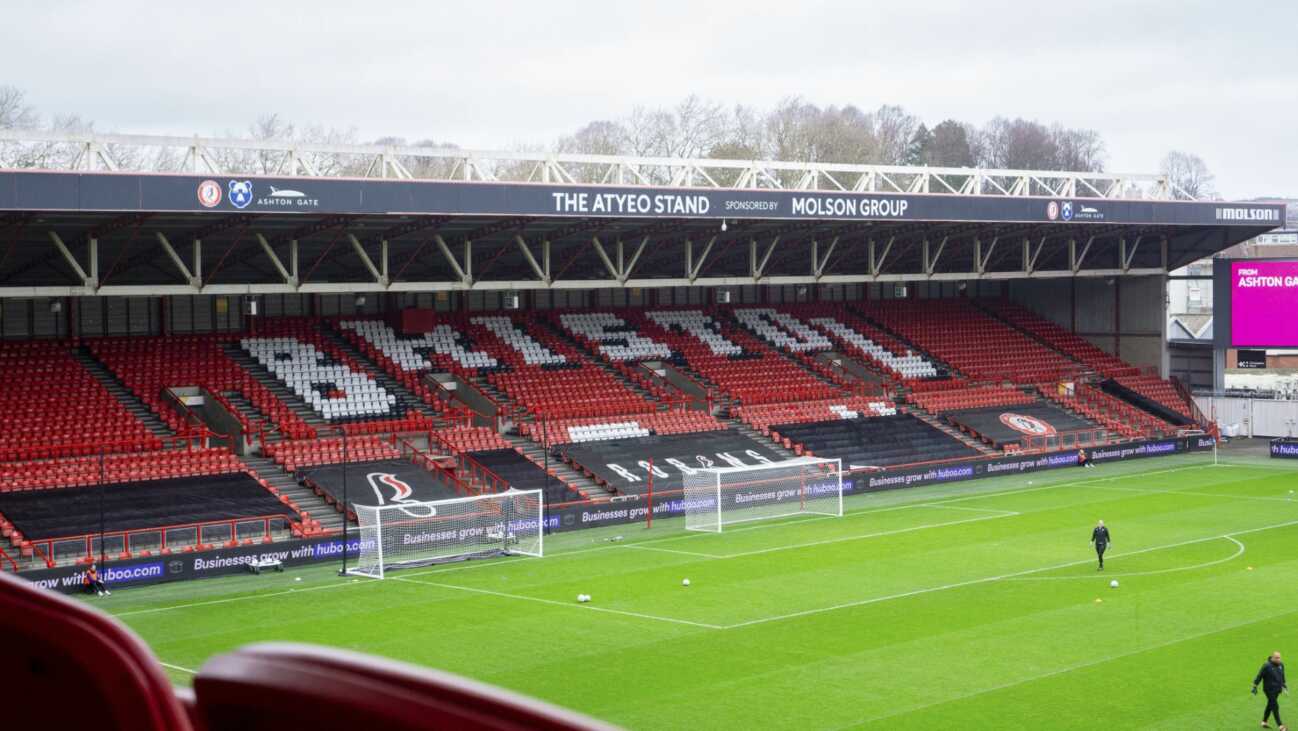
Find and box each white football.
[682,578,691,587]
[294,577,302,582]
[577,594,590,603]
[1109,579,1119,588]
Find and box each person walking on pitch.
[1253,651,1288,729]
[1091,520,1111,570]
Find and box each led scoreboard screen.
[1231,260,1298,347]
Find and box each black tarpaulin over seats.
[560,430,784,496]
[0,473,294,540]
[945,403,1100,448]
[771,414,977,468]
[467,449,581,504]
[301,459,460,511]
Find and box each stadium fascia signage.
[20,436,1217,592]
[0,171,1285,228]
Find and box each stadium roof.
[0,130,1285,297]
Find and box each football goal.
[347,488,544,579]
[683,457,843,532]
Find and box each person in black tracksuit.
[1253,651,1287,729]
[1091,520,1110,570]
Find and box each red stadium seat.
[0,571,193,730]
[192,642,614,731]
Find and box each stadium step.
[223,344,329,431]
[502,432,613,501]
[727,420,800,461]
[243,455,346,533]
[908,407,999,456]
[222,391,282,443]
[318,323,444,422]
[72,347,175,440]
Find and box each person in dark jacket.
[83,564,110,596]
[1253,651,1287,729]
[1090,520,1111,570]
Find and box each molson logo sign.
[999,412,1057,437]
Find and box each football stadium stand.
[0,299,1214,573]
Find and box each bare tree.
[1160,150,1215,199]
[1051,125,1105,172]
[557,120,627,156]
[0,85,37,129]
[872,104,918,165]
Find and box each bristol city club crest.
[1046,201,1059,220]
[999,412,1057,437]
[197,179,222,208]
[228,180,254,209]
[366,472,414,505]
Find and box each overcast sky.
[3,0,1294,199]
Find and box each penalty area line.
[393,576,724,630]
[159,661,197,675]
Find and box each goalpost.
[683,457,843,532]
[347,489,544,579]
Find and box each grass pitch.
[94,450,1298,729]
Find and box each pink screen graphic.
[1231,261,1298,346]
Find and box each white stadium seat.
[558,312,673,362]
[645,310,742,356]
[809,317,938,379]
[241,337,398,421]
[338,319,498,371]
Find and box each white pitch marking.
[393,577,724,630]
[159,661,198,675]
[1085,483,1298,504]
[1005,536,1246,581]
[914,503,1020,516]
[114,580,365,618]
[723,520,1298,630]
[708,512,1016,560]
[620,544,722,559]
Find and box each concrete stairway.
[223,343,328,434]
[72,347,174,439]
[501,432,612,501]
[727,419,800,460]
[907,407,998,456]
[243,454,346,534]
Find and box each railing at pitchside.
[21,514,295,569]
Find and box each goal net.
[683,457,843,532]
[348,489,544,579]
